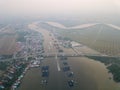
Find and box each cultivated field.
[49,24,120,56]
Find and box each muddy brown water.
[17,57,120,90]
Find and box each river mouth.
[17,57,119,90]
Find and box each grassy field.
[0,24,29,55]
[0,34,17,55]
[50,24,120,56]
[0,25,18,55]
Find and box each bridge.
[43,53,120,58]
[0,53,119,62]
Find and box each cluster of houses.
[0,29,45,90]
[0,60,29,90]
[11,64,29,90]
[58,40,72,48]
[59,40,83,48]
[25,32,44,56]
[30,60,41,68]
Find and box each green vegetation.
[0,60,28,90]
[4,64,27,90]
[107,64,120,82]
[87,56,120,82]
[0,62,9,71]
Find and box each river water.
[17,57,120,90]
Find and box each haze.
[0,0,120,17]
[1,0,120,90]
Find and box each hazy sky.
[0,0,120,18]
